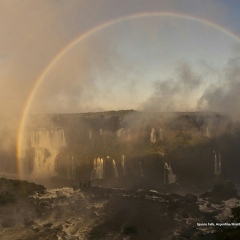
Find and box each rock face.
[21,111,234,184]
[200,182,239,203]
[0,178,239,240]
[0,178,45,230]
[0,177,45,199]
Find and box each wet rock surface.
[0,178,240,239]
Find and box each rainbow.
[16,11,240,178]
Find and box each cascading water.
[150,128,156,143]
[31,128,66,178]
[121,155,127,176]
[168,163,177,184]
[164,163,168,184]
[214,151,221,176]
[91,158,104,180]
[164,162,177,184]
[117,128,125,138]
[112,159,119,178]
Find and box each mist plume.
[198,57,240,120]
[141,61,202,112]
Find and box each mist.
[141,61,202,112]
[198,57,240,119]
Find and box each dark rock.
[193,233,217,240]
[180,227,196,238]
[208,198,222,204]
[44,223,53,228]
[123,226,138,236]
[23,218,35,226]
[200,182,239,203]
[185,194,198,204]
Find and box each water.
[150,128,156,143]
[31,128,66,178]
[117,128,124,138]
[214,151,221,176]
[121,155,127,176]
[92,158,104,179]
[112,159,119,178]
[168,163,177,184]
[164,162,177,184]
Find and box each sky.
[1,0,240,121]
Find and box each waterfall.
[168,163,177,184]
[164,162,177,184]
[164,163,168,184]
[121,155,127,176]
[112,159,119,178]
[117,128,124,138]
[150,128,156,143]
[100,129,103,136]
[92,158,104,179]
[100,158,104,179]
[31,128,66,178]
[214,151,221,176]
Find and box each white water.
[121,155,127,176]
[164,162,177,184]
[112,159,119,178]
[92,158,104,179]
[150,128,156,143]
[214,151,221,176]
[117,128,124,138]
[31,128,66,178]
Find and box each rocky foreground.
[0,178,240,240]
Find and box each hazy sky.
[1,0,240,118]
